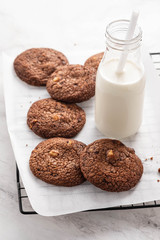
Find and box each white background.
[1,0,160,239]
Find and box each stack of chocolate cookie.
[14,48,143,192]
[14,48,101,139]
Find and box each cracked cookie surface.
[27,98,86,138]
[14,48,69,86]
[80,139,143,192]
[84,52,104,73]
[46,64,95,103]
[29,138,86,186]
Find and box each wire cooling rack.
[16,52,160,215]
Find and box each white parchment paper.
[2,50,160,216]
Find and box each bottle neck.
[103,20,142,65]
[103,46,141,65]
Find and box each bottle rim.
[105,19,142,47]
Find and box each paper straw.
[116,11,139,73]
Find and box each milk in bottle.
[95,20,145,139]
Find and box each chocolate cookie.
[46,64,95,103]
[14,48,69,86]
[80,139,143,192]
[29,138,86,186]
[27,98,86,138]
[84,52,104,73]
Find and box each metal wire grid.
[16,52,160,215]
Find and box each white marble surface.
[1,0,160,239]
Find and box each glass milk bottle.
[95,20,145,139]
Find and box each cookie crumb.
[145,158,147,161]
[157,179,160,182]
[150,157,153,160]
[158,168,160,173]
